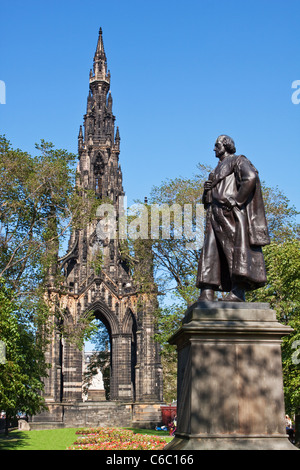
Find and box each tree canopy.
[0,135,97,430]
[0,281,48,434]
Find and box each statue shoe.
[223,288,245,302]
[198,289,215,301]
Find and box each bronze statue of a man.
[196,135,270,302]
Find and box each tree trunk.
[5,414,10,436]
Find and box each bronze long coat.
[196,154,270,292]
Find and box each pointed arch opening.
[123,308,137,401]
[83,300,118,402]
[82,300,138,403]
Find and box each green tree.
[0,135,97,295]
[153,305,182,403]
[0,134,98,330]
[0,135,98,430]
[262,184,299,243]
[247,240,300,415]
[0,281,48,435]
[148,164,208,298]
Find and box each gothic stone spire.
[78,29,123,202]
[33,28,163,420]
[92,27,109,83]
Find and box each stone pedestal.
[87,389,106,401]
[165,301,297,450]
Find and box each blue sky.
[1,0,300,221]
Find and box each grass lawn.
[0,428,80,450]
[0,427,172,451]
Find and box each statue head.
[214,135,236,158]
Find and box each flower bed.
[67,427,168,450]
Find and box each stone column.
[135,301,163,403]
[42,330,62,403]
[62,342,83,402]
[166,301,297,450]
[30,320,64,424]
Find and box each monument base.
[29,401,163,430]
[166,301,298,451]
[166,435,295,450]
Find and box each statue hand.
[225,196,237,210]
[204,181,212,191]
